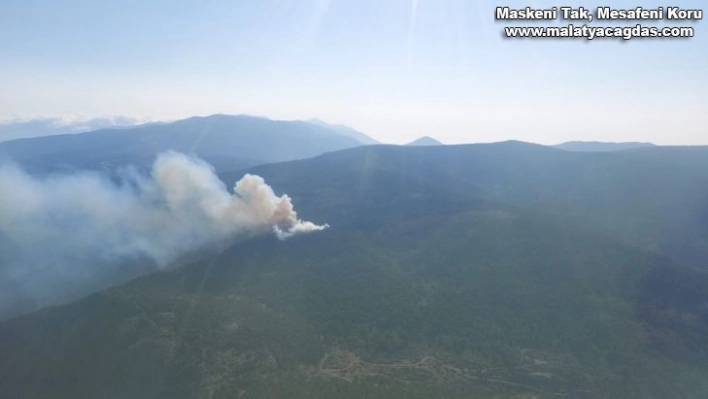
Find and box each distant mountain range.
[406,136,443,146]
[0,114,376,174]
[554,141,656,152]
[0,116,144,142]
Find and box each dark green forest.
[2,142,708,398]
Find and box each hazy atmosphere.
[2,2,708,398]
[2,0,706,144]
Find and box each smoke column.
[0,151,328,318]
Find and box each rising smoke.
[0,151,328,318]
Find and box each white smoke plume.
[0,151,328,318]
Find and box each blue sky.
[1,0,706,144]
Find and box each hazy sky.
[1,0,706,144]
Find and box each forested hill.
[1,141,708,398]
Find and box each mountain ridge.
[554,141,656,152]
[306,118,379,145]
[0,114,367,174]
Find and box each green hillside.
[238,142,708,270]
[1,142,708,398]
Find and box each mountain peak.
[406,136,443,146]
